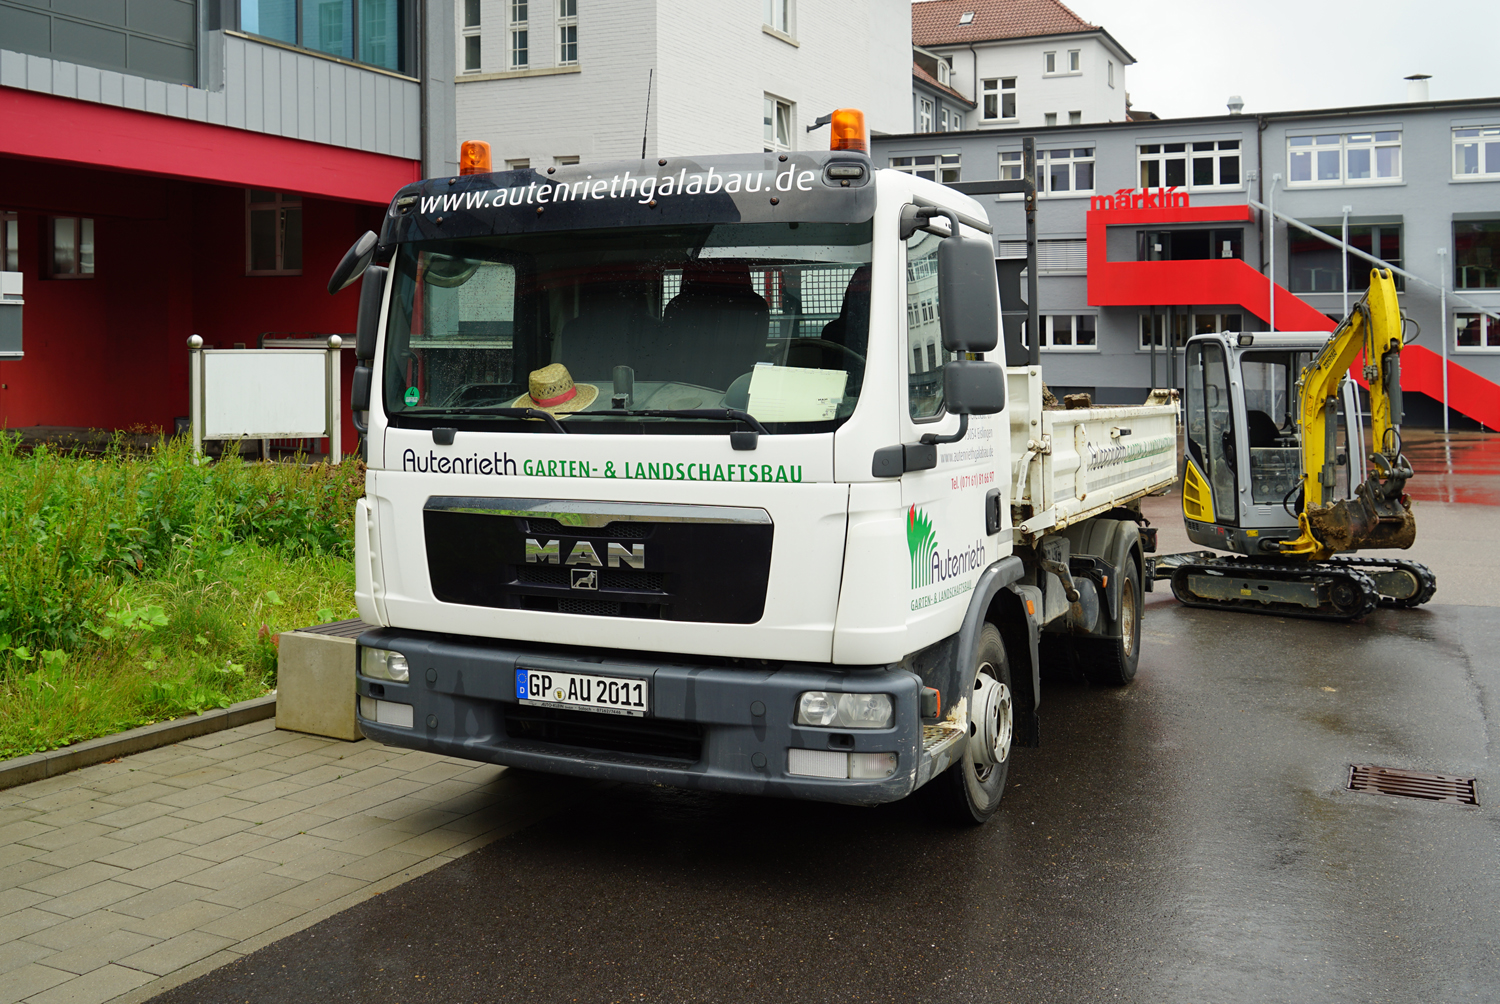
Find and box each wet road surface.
[1395,431,1500,507]
[149,597,1500,1004]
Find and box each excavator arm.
[1277,269,1416,560]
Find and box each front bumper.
[355,628,927,806]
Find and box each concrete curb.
[0,694,277,791]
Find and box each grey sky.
[1059,0,1499,119]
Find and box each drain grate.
[1347,764,1478,805]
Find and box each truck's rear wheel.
[1079,557,1142,686]
[937,623,1013,825]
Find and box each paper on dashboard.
[745,364,848,422]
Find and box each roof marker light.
[459,140,492,175]
[829,108,867,153]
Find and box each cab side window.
[906,229,947,420]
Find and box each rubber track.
[1326,557,1438,608]
[1169,559,1381,622]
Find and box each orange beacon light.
[459,140,492,175]
[829,109,867,153]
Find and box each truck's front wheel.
[937,623,1013,825]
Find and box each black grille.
[503,704,703,762]
[425,507,772,623]
[525,518,651,539]
[515,565,666,592]
[558,598,621,616]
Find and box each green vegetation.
[0,436,363,759]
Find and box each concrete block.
[275,630,360,741]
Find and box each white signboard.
[201,350,329,438]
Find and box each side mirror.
[938,233,1000,353]
[355,265,387,361]
[944,360,1005,415]
[328,230,379,294]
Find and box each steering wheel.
[782,337,867,366]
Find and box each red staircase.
[1086,204,1500,429]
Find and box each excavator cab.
[1181,332,1364,557]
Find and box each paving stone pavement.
[0,720,564,1004]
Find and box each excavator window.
[1241,351,1307,505]
[1185,341,1239,523]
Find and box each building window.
[936,60,950,86]
[1035,315,1096,350]
[509,0,528,68]
[1137,229,1243,262]
[764,0,791,34]
[1288,223,1402,294]
[554,155,579,166]
[47,217,95,278]
[1139,313,1242,351]
[1453,125,1500,178]
[1044,113,1057,127]
[1041,147,1094,196]
[1,211,16,272]
[461,0,481,72]
[998,239,1087,272]
[918,98,933,132]
[1044,51,1056,74]
[999,150,1023,181]
[1069,111,1081,125]
[505,158,530,170]
[1108,60,1114,87]
[246,191,302,276]
[239,0,411,74]
[764,96,792,153]
[981,78,1015,121]
[1139,140,1241,190]
[1455,220,1500,289]
[890,154,961,184]
[557,0,577,65]
[1068,50,1080,72]
[1455,313,1500,351]
[1288,131,1401,186]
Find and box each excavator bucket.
[1305,458,1418,554]
[1305,492,1416,553]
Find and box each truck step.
[916,723,967,789]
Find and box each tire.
[1079,557,1142,686]
[936,623,1014,825]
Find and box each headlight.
[796,691,893,729]
[362,648,410,683]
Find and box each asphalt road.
[147,591,1500,1004]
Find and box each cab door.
[898,222,998,648]
[1183,338,1238,526]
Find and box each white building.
[455,0,912,166]
[912,0,1135,130]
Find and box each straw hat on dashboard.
[510,363,599,413]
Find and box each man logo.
[571,568,599,590]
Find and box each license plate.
[515,669,649,717]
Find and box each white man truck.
[330,118,1177,823]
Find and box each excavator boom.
[1281,269,1416,560]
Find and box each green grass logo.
[907,505,937,589]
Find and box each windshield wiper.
[566,407,769,435]
[424,407,569,434]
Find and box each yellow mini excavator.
[1153,268,1435,620]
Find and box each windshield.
[382,220,873,433]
